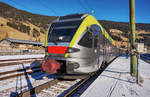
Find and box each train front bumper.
[42,56,98,74]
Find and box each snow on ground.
[81,56,150,97]
[0,59,42,72]
[0,63,56,97]
[0,54,57,97]
[0,54,45,60]
[0,74,54,97]
[0,63,28,72]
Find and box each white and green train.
[42,13,120,77]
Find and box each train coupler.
[42,59,60,74]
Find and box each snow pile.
[81,56,150,97]
[0,54,44,60]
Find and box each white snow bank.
[0,54,45,60]
[81,56,150,97]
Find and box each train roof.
[59,13,89,20]
[53,13,89,23]
[51,13,118,47]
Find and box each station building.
[0,38,45,55]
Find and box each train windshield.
[48,20,82,43]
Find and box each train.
[42,13,120,77]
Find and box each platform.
[81,56,150,97]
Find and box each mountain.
[99,20,150,49]
[0,2,56,42]
[0,2,150,49]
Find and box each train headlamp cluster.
[73,63,80,69]
[68,61,80,69]
[45,46,80,54]
[66,47,80,53]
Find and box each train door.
[89,24,101,66]
[99,27,105,65]
[104,36,108,62]
[78,29,94,58]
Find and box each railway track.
[0,67,41,81]
[0,57,43,67]
[0,57,43,81]
[140,54,150,64]
[14,57,118,97]
[62,57,117,97]
[0,65,40,76]
[0,57,43,62]
[16,79,80,97]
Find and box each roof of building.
[3,38,44,46]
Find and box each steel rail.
[0,65,41,76]
[0,57,43,62]
[0,68,41,81]
[63,57,118,97]
[17,79,59,97]
[0,59,43,67]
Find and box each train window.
[90,24,101,37]
[48,20,83,43]
[90,24,100,48]
[59,14,84,20]
[52,20,82,28]
[94,36,98,48]
[78,31,93,48]
[48,27,77,42]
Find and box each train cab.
[42,13,119,75]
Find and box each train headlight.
[68,61,80,69]
[66,47,80,53]
[68,49,72,53]
[73,63,80,69]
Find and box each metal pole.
[129,0,137,76]
[136,53,139,84]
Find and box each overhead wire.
[66,1,79,14]
[78,0,89,13]
[8,0,58,41]
[83,0,98,18]
[9,0,30,11]
[9,0,58,16]
[38,0,58,16]
[78,0,99,20]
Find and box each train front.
[42,13,101,75]
[42,14,85,74]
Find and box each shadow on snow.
[10,60,57,97]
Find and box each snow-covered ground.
[0,54,52,97]
[0,63,56,97]
[0,54,44,60]
[0,54,44,72]
[81,56,150,97]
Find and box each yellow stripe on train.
[64,15,115,57]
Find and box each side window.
[78,31,93,48]
[90,24,101,48]
[90,24,100,37]
[94,37,98,48]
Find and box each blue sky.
[0,0,150,23]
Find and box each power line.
[78,0,99,19]
[38,0,58,16]
[67,1,79,14]
[78,0,89,12]
[10,0,58,16]
[83,0,98,18]
[9,0,30,11]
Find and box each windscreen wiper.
[49,27,58,45]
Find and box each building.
[0,38,45,55]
